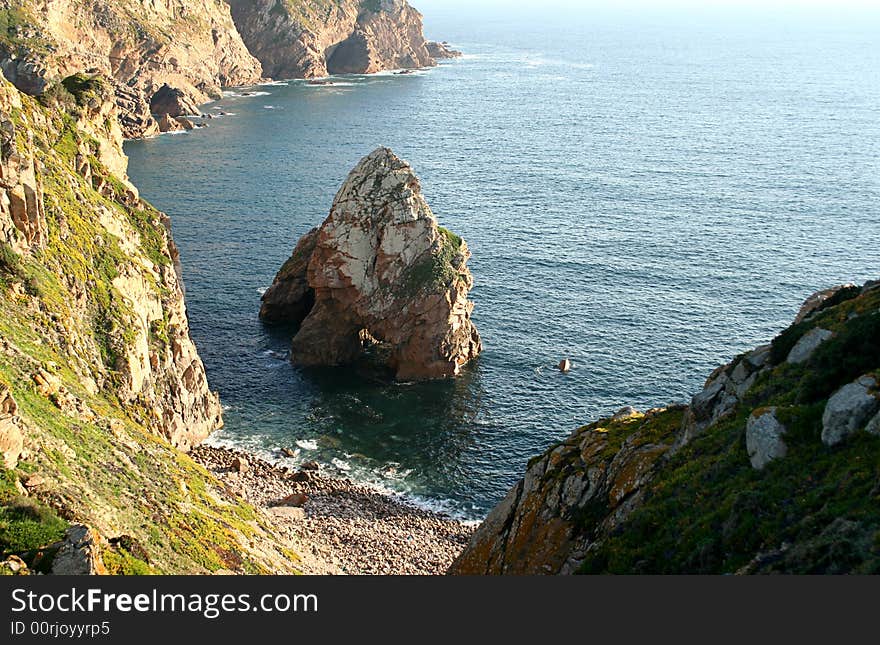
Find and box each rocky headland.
[227,0,459,79]
[261,148,481,381]
[0,0,460,138]
[450,281,880,575]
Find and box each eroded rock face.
[0,81,45,252]
[0,1,262,138]
[0,385,23,469]
[680,343,770,443]
[0,71,222,450]
[227,0,445,79]
[261,148,481,381]
[327,1,434,75]
[449,408,678,575]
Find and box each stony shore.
[191,446,473,575]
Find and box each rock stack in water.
[261,148,481,381]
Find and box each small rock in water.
[281,447,297,458]
[558,359,572,373]
[301,460,320,471]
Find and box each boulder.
[150,85,201,118]
[300,461,320,471]
[51,525,107,575]
[173,116,196,131]
[786,328,833,364]
[156,114,184,133]
[231,456,249,474]
[558,359,572,373]
[746,408,787,470]
[821,376,880,446]
[0,385,23,469]
[260,148,481,381]
[277,493,308,508]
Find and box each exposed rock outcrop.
[149,84,200,118]
[0,384,23,469]
[227,0,447,79]
[0,70,221,449]
[680,343,770,443]
[449,407,679,575]
[261,148,481,381]
[745,407,787,469]
[787,327,833,364]
[426,41,462,60]
[51,525,107,575]
[821,376,880,446]
[452,279,880,575]
[326,1,434,75]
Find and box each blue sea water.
[125,5,880,519]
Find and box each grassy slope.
[576,287,880,574]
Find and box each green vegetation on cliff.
[575,287,880,574]
[0,74,299,574]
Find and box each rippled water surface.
[125,6,880,518]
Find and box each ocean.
[125,4,880,519]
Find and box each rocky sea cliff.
[451,282,880,574]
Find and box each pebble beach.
[192,446,474,575]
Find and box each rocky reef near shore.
[262,148,481,381]
[451,281,880,575]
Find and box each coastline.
[191,446,473,575]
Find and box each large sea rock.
[261,148,481,381]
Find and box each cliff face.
[0,71,299,574]
[226,0,452,79]
[261,148,481,381]
[451,282,880,575]
[0,1,459,138]
[0,0,263,137]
